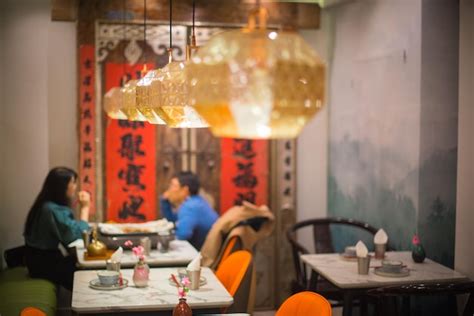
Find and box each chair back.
[276,291,332,316]
[4,245,26,268]
[20,307,46,316]
[214,235,243,270]
[216,250,253,313]
[368,281,474,316]
[286,217,380,292]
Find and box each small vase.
[132,258,149,287]
[173,298,192,316]
[412,244,426,263]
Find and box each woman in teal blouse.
[24,167,90,290]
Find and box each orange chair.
[20,307,46,316]
[213,235,243,270]
[276,291,332,316]
[215,250,253,313]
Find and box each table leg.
[343,291,353,316]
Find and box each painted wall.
[0,0,50,262]
[455,0,474,281]
[47,22,78,169]
[328,0,422,252]
[327,0,459,267]
[296,9,334,252]
[0,0,77,266]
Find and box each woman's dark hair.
[176,171,200,196]
[24,167,77,236]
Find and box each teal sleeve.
[50,204,89,246]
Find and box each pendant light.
[186,7,326,139]
[104,87,127,119]
[135,0,166,125]
[156,0,208,128]
[120,0,148,122]
[103,0,128,120]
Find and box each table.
[76,240,199,269]
[301,251,468,316]
[72,267,233,315]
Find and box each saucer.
[374,267,410,278]
[168,276,207,287]
[89,278,128,290]
[340,253,358,261]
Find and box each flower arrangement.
[124,240,145,261]
[171,274,190,298]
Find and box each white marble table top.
[76,240,199,269]
[301,251,468,289]
[72,267,233,313]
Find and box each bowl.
[97,270,119,286]
[381,260,403,273]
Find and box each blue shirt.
[25,201,89,250]
[161,195,218,250]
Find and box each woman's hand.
[78,191,91,221]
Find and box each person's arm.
[50,204,89,246]
[78,191,90,221]
[175,204,197,241]
[160,196,178,222]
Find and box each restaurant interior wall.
[296,9,334,252]
[455,0,474,281]
[0,0,77,268]
[327,0,459,268]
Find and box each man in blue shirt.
[160,171,218,250]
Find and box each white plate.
[89,278,128,290]
[374,267,410,278]
[168,276,207,287]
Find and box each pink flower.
[412,234,420,245]
[181,276,190,286]
[132,245,144,257]
[178,287,185,298]
[124,240,133,247]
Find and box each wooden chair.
[368,281,474,316]
[286,217,386,303]
[215,250,253,313]
[276,291,332,316]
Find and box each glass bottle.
[132,257,149,287]
[172,297,192,316]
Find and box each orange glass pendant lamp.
[121,79,147,121]
[104,87,127,120]
[186,8,326,139]
[136,69,167,124]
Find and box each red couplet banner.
[78,45,96,215]
[105,63,157,222]
[219,138,269,214]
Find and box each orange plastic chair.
[215,250,253,313]
[20,307,46,316]
[276,291,332,316]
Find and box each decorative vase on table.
[411,234,426,263]
[132,257,149,287]
[173,297,192,316]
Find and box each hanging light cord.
[169,0,173,49]
[192,0,195,37]
[143,0,147,49]
[122,0,126,85]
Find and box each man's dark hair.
[176,171,200,196]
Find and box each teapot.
[87,226,107,257]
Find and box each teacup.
[381,260,403,273]
[344,246,357,257]
[97,270,119,286]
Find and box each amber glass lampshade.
[159,60,208,128]
[121,80,147,121]
[186,17,326,138]
[136,69,167,124]
[104,87,127,120]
